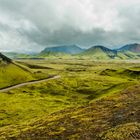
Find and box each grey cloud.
[0,0,140,52]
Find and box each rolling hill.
[40,45,84,55]
[0,53,33,88]
[79,45,117,59]
[78,44,140,60]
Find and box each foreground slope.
[2,84,140,140]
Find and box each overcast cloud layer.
[0,0,140,52]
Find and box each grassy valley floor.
[0,59,140,139]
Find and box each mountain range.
[39,43,140,60]
[2,43,140,60]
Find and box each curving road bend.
[0,75,61,93]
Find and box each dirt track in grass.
[0,75,61,92]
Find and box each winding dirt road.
[0,75,61,92]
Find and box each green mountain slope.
[79,45,117,59]
[41,45,84,55]
[78,44,140,60]
[0,53,33,88]
[115,43,140,59]
[116,51,140,59]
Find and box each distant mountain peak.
[92,45,107,48]
[90,45,113,51]
[118,43,140,53]
[85,45,116,53]
[79,45,117,59]
[41,44,84,54]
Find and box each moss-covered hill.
[1,84,140,140]
[0,53,34,88]
[0,53,52,89]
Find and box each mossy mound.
[2,84,140,140]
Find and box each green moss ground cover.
[0,59,140,139]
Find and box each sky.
[0,0,140,52]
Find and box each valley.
[0,56,140,139]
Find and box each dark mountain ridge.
[0,52,12,63]
[117,43,140,53]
